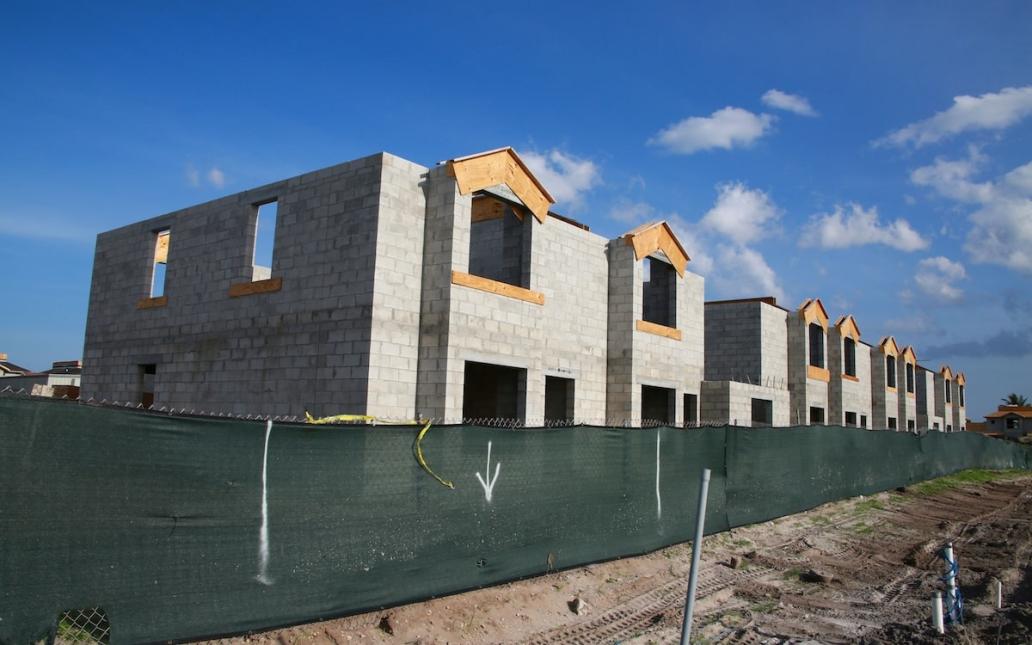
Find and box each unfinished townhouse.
[915,365,944,430]
[952,372,967,431]
[827,315,872,428]
[933,366,956,432]
[896,345,919,431]
[700,297,790,427]
[786,298,832,425]
[82,147,704,425]
[869,337,901,430]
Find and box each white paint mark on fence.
[655,432,662,520]
[257,419,273,585]
[475,441,501,503]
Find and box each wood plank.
[449,149,553,223]
[635,319,683,341]
[451,271,544,305]
[136,296,168,309]
[471,197,506,222]
[807,365,830,382]
[841,373,860,382]
[228,277,283,298]
[154,231,169,264]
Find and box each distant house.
[0,353,32,378]
[985,406,1032,440]
[0,358,82,398]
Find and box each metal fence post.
[679,468,711,645]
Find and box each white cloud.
[608,199,657,225]
[1003,161,1032,193]
[710,244,786,301]
[667,214,715,275]
[0,214,94,243]
[914,256,967,302]
[877,86,1032,148]
[207,167,226,188]
[700,182,781,245]
[521,149,601,207]
[185,164,200,187]
[761,89,818,117]
[800,203,928,251]
[910,147,994,203]
[648,107,775,154]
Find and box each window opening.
[544,376,575,426]
[808,323,824,368]
[468,195,531,288]
[886,356,897,388]
[907,419,915,431]
[642,256,677,327]
[253,200,278,282]
[959,385,965,406]
[945,379,952,403]
[138,364,156,407]
[751,398,773,426]
[843,337,856,376]
[906,363,915,393]
[845,411,857,426]
[809,406,825,424]
[462,361,526,423]
[150,229,170,297]
[888,417,897,430]
[860,414,868,428]
[683,393,698,427]
[641,385,675,426]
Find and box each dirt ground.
[205,470,1032,644]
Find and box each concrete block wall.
[700,380,790,427]
[828,331,873,428]
[81,154,392,417]
[703,300,787,387]
[787,314,829,425]
[952,380,966,431]
[933,371,954,431]
[915,367,943,430]
[869,348,900,430]
[606,242,704,426]
[896,356,918,431]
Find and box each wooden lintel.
[807,365,830,382]
[841,373,860,382]
[229,277,283,298]
[451,271,544,305]
[635,319,683,341]
[471,197,506,223]
[136,296,168,310]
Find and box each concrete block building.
[916,365,944,430]
[787,299,831,426]
[870,337,901,430]
[896,345,919,431]
[934,366,956,432]
[700,297,790,427]
[82,147,706,425]
[827,315,872,428]
[952,372,967,431]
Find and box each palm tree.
[1002,393,1030,406]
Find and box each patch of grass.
[749,600,778,614]
[852,498,886,515]
[809,514,833,526]
[732,538,753,548]
[782,567,804,581]
[854,521,874,534]
[911,469,1026,496]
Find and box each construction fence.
[0,394,1028,644]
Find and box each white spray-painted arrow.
[475,441,501,503]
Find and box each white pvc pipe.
[932,592,945,634]
[993,578,1003,610]
[679,468,711,645]
[944,543,959,622]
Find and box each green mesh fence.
[0,395,1027,644]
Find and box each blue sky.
[2,2,1030,417]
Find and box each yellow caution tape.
[304,411,454,490]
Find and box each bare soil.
[204,471,1032,644]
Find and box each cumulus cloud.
[608,199,658,225]
[799,203,928,251]
[923,327,1032,359]
[667,214,715,275]
[914,256,967,302]
[185,164,200,187]
[710,244,785,301]
[699,182,781,245]
[186,163,228,189]
[0,213,94,242]
[648,107,775,154]
[761,89,818,117]
[876,86,1032,148]
[521,149,601,207]
[207,167,226,188]
[912,153,1032,273]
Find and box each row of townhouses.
[80,148,967,429]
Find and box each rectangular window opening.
[808,323,824,368]
[544,376,575,426]
[906,363,915,393]
[809,406,825,424]
[845,411,857,427]
[642,256,677,328]
[252,200,278,282]
[150,229,170,297]
[907,419,916,431]
[468,195,531,288]
[641,385,675,426]
[860,414,868,429]
[462,361,527,423]
[684,393,698,427]
[886,356,897,388]
[945,379,952,403]
[844,338,856,377]
[888,417,898,430]
[960,385,965,406]
[933,422,940,430]
[138,363,156,407]
[752,398,774,426]
[946,424,953,432]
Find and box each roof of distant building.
[986,406,1032,419]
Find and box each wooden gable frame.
[879,336,900,356]
[447,148,555,223]
[621,221,690,277]
[900,345,917,365]
[798,298,829,330]
[834,314,861,341]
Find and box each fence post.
[679,468,711,645]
